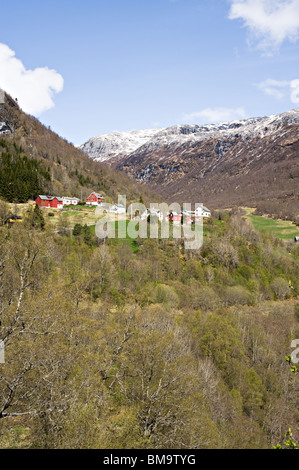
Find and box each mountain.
[80,128,162,163]
[80,109,299,221]
[0,89,159,205]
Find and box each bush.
[153,284,179,308]
[212,239,239,268]
[222,285,255,306]
[73,223,83,236]
[271,278,290,300]
[194,286,221,311]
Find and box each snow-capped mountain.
[80,109,299,164]
[81,109,299,216]
[79,128,162,162]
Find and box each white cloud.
[256,77,299,103]
[290,79,299,102]
[228,0,299,54]
[256,78,290,99]
[0,43,63,115]
[182,107,246,124]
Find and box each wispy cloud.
[290,79,299,103]
[256,78,290,99]
[228,0,299,54]
[182,107,246,124]
[0,43,63,116]
[256,77,299,103]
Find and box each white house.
[149,208,164,222]
[62,196,80,206]
[97,203,125,214]
[111,204,126,214]
[140,209,150,220]
[194,206,211,218]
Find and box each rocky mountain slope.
[80,128,162,162]
[0,89,159,205]
[81,109,299,220]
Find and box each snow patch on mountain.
[79,128,162,162]
[80,109,299,163]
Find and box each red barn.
[86,192,103,206]
[168,212,191,224]
[36,195,51,208]
[50,197,64,209]
[36,195,64,209]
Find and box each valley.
[1,0,299,454]
[80,109,299,224]
[0,88,298,450]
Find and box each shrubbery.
[0,211,298,449]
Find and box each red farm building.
[36,195,64,209]
[168,212,191,224]
[86,192,103,206]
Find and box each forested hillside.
[0,211,298,449]
[0,140,51,202]
[0,91,158,205]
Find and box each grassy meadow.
[246,213,299,240]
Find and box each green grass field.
[9,201,298,242]
[246,214,299,240]
[104,219,209,253]
[46,205,99,227]
[106,220,139,252]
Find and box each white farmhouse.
[140,208,150,220]
[149,208,164,222]
[194,206,211,218]
[62,196,80,206]
[111,204,126,214]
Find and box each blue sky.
[1,0,299,145]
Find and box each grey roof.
[37,195,63,202]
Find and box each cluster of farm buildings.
[35,192,127,214]
[35,192,103,209]
[141,206,211,223]
[35,192,211,221]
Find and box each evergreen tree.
[73,223,83,237]
[0,141,50,203]
[26,204,45,230]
